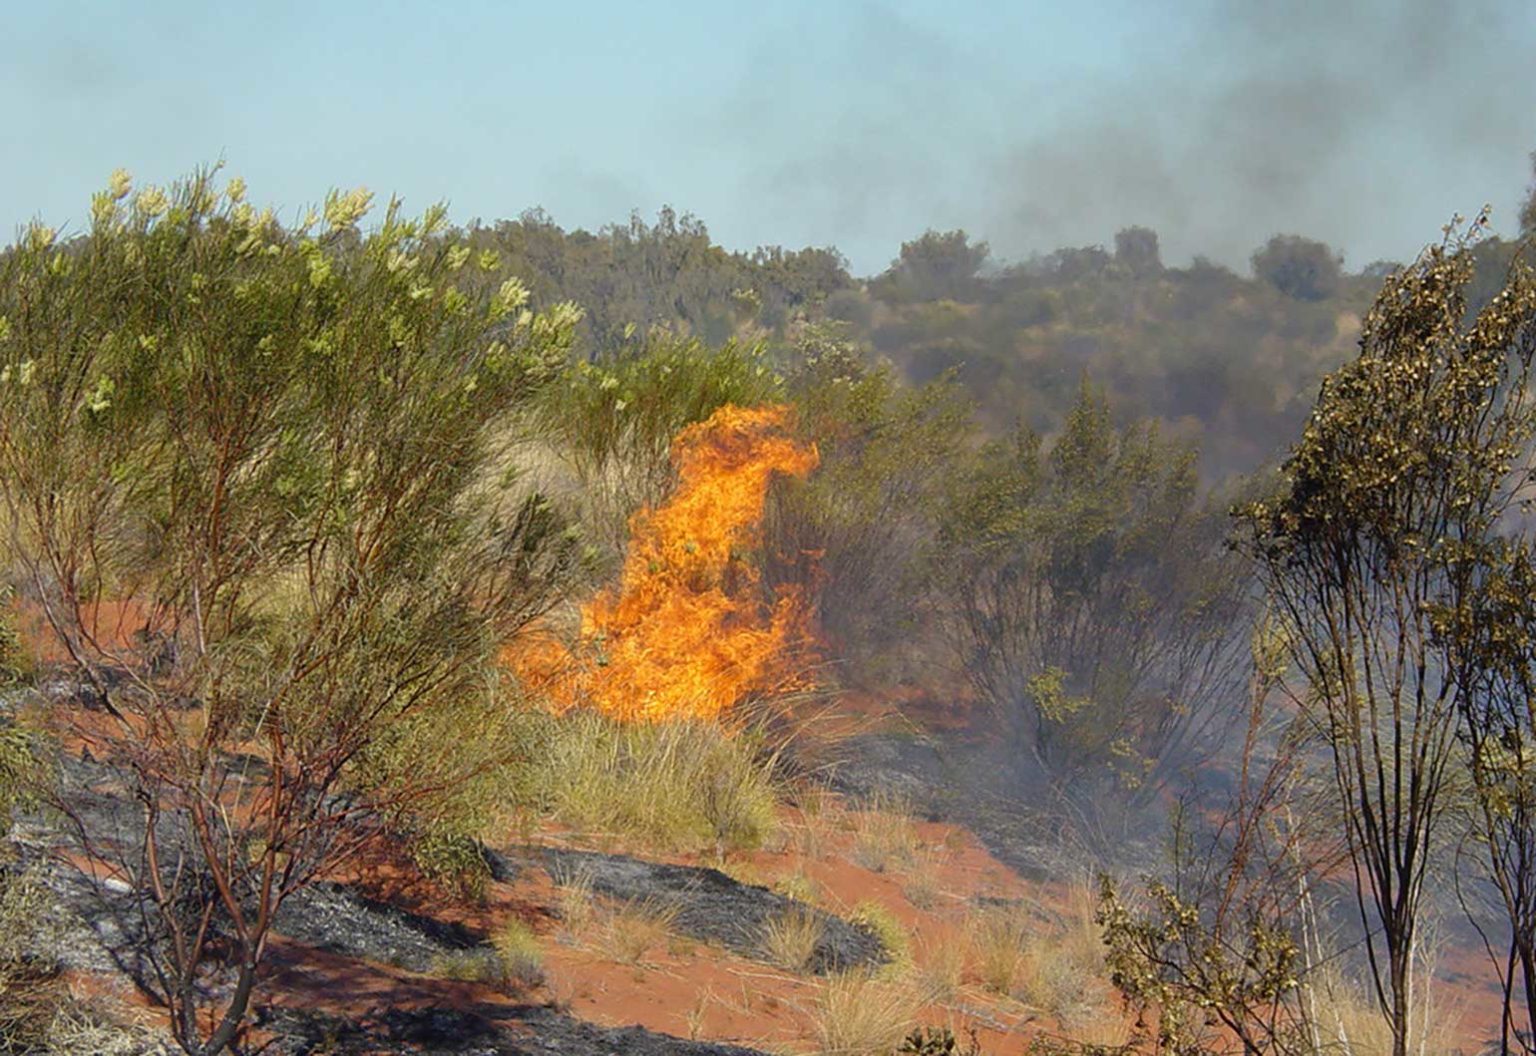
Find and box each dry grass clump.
[491,918,546,990]
[533,711,781,855]
[606,898,680,966]
[1306,968,1464,1056]
[428,921,546,992]
[900,845,951,910]
[912,932,967,1004]
[772,869,818,905]
[969,905,1031,997]
[0,861,72,1055]
[429,947,507,984]
[551,867,596,945]
[849,793,920,873]
[1013,886,1112,1028]
[762,905,825,974]
[813,968,920,1056]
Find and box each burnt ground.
[527,846,885,973]
[814,726,1165,881]
[4,679,896,1055]
[253,1005,768,1056]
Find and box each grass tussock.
[813,968,920,1056]
[969,906,1031,997]
[491,919,546,990]
[912,932,967,1005]
[851,899,911,972]
[606,898,680,966]
[762,905,824,974]
[848,793,921,873]
[551,868,596,945]
[531,710,781,855]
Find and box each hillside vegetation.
[1,164,1536,1055]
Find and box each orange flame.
[514,403,819,722]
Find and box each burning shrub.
[514,402,819,723]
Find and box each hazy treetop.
[3,0,1534,276]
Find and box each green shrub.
[0,588,28,688]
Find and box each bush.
[768,327,972,684]
[937,377,1251,812]
[0,168,585,1054]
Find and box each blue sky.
[4,1,1534,275]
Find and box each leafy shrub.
[0,168,586,1055]
[411,833,492,901]
[937,378,1251,811]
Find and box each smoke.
[702,0,1536,274]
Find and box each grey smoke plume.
[704,0,1536,274]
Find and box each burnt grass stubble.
[1,677,910,1054]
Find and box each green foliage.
[0,167,587,1054]
[939,377,1251,808]
[0,589,26,687]
[767,324,972,683]
[1098,875,1304,1056]
[411,833,492,901]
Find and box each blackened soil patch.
[256,1004,770,1056]
[536,846,885,974]
[273,882,485,973]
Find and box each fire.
[514,403,819,722]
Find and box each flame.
[514,403,819,722]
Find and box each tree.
[1520,150,1536,240]
[1114,226,1163,279]
[940,377,1252,815]
[873,230,990,303]
[0,170,583,1054]
[1234,212,1520,1056]
[1252,235,1344,302]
